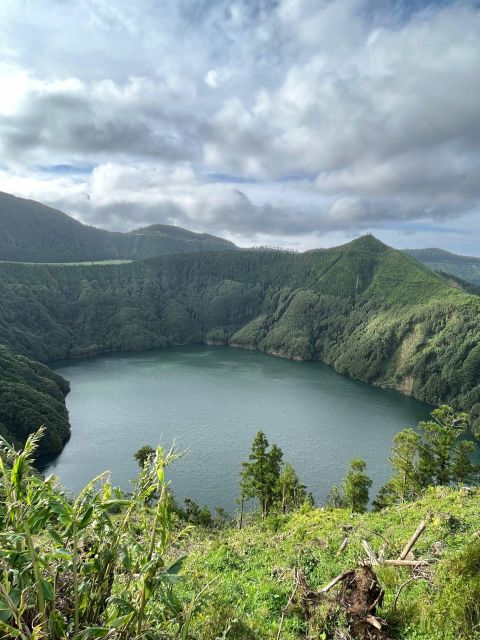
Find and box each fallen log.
[384,559,429,567]
[399,521,426,560]
[362,540,379,566]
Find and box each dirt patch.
[338,566,386,639]
[295,566,390,639]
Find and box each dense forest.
[405,247,480,286]
[0,346,70,455]
[0,233,480,451]
[0,191,236,262]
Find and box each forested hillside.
[1,234,480,452]
[405,248,480,286]
[0,346,70,454]
[0,191,236,262]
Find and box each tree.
[374,406,479,510]
[277,463,307,513]
[417,406,477,486]
[214,507,229,528]
[451,440,477,484]
[134,445,155,467]
[241,432,283,518]
[342,458,372,513]
[326,483,347,509]
[388,428,422,503]
[184,498,212,526]
[372,479,396,511]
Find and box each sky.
[0,0,479,254]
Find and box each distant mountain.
[405,248,480,286]
[0,191,236,262]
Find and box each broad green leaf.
[40,578,54,602]
[75,627,110,639]
[77,505,94,531]
[166,555,186,575]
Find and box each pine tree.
[342,458,372,513]
[389,428,422,502]
[374,406,479,510]
[417,406,475,486]
[277,463,306,513]
[241,432,284,518]
[241,432,272,517]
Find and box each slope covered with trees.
[1,234,480,448]
[0,346,70,455]
[0,191,236,262]
[405,247,480,286]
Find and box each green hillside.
[405,248,480,286]
[0,234,480,451]
[182,486,480,640]
[0,191,236,263]
[0,345,70,454]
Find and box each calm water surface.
[44,346,431,511]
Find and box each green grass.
[179,487,480,639]
[1,430,479,639]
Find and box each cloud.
[0,0,479,252]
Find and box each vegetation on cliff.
[0,235,479,448]
[0,346,70,455]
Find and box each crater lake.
[43,346,431,511]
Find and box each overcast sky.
[1,0,479,253]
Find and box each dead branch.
[384,559,429,567]
[398,521,426,560]
[393,577,417,610]
[362,540,379,566]
[378,543,387,563]
[365,614,382,630]
[321,570,356,593]
[276,569,301,640]
[337,537,349,555]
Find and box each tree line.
[135,404,480,524]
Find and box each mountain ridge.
[0,191,236,262]
[1,193,480,454]
[405,247,480,285]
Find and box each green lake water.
[44,346,431,512]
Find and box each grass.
[178,486,480,639]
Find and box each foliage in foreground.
[1,421,480,639]
[0,429,194,639]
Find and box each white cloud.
[0,0,479,252]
